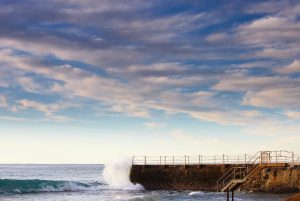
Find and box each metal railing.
[216,150,297,191]
[132,151,300,166]
[295,154,300,164]
[132,154,254,165]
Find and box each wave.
[103,158,144,190]
[0,179,105,195]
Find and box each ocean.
[0,163,290,201]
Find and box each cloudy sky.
[1,0,300,163]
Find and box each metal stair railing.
[216,151,262,191]
[216,150,296,192]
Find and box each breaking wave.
[103,158,144,190]
[0,179,104,195]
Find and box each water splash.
[103,157,144,190]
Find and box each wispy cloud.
[144,122,166,129]
[0,95,8,108]
[275,59,300,74]
[0,0,300,138]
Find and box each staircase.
[216,151,293,192]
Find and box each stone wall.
[130,164,300,193]
[243,166,300,193]
[130,164,234,191]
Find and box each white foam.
[189,191,204,196]
[103,157,144,190]
[40,181,102,192]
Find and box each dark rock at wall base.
[285,193,300,201]
[130,164,300,193]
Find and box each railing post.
[233,168,235,179]
[144,156,146,165]
[260,151,262,164]
[160,156,161,165]
[223,154,225,164]
[188,156,190,164]
[164,156,166,165]
[238,155,239,164]
[173,156,174,165]
[244,154,246,164]
[199,155,201,165]
[240,167,242,179]
[292,152,295,164]
[227,190,229,201]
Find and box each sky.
[1,0,300,163]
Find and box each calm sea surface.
[0,164,290,201]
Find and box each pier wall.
[243,166,300,193]
[130,164,300,193]
[130,164,234,191]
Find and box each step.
[221,179,245,192]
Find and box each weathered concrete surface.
[243,166,300,193]
[130,164,234,191]
[130,164,300,193]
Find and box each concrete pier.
[130,164,233,191]
[130,151,300,193]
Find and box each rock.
[285,193,300,201]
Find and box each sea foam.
[103,157,144,190]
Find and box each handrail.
[132,151,298,166]
[132,154,253,165]
[216,150,297,191]
[216,151,261,191]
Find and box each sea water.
[0,163,290,201]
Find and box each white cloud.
[16,76,43,93]
[0,95,8,108]
[205,33,228,42]
[276,59,300,74]
[17,99,72,121]
[144,122,166,129]
[236,12,300,58]
[214,72,300,109]
[242,87,300,108]
[213,73,286,92]
[285,110,300,120]
[111,104,150,118]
